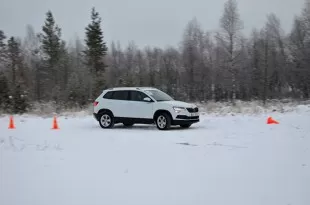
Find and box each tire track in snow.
[0,136,63,152]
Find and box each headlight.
[173,106,186,113]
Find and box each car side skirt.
[114,117,154,124]
[94,113,199,125]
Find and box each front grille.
[186,107,199,113]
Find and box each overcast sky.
[0,0,305,48]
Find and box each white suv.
[93,87,199,130]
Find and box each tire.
[98,111,114,129]
[155,112,171,130]
[123,122,134,127]
[180,124,192,128]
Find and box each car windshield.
[144,89,174,102]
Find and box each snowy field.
[1,105,310,205]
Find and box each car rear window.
[110,91,129,100]
[103,91,113,99]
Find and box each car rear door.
[109,90,131,118]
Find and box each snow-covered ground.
[1,107,310,205]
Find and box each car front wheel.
[155,112,171,130]
[99,112,114,129]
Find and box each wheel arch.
[96,109,114,120]
[153,109,172,121]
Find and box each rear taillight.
[93,101,99,106]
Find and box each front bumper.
[172,115,200,125]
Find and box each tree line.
[0,0,310,113]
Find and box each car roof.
[104,87,158,91]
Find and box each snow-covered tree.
[84,7,108,99]
[218,0,243,104]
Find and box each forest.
[0,0,310,113]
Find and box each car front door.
[128,91,154,119]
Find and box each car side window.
[130,91,149,101]
[103,91,113,99]
[111,91,129,100]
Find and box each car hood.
[159,100,197,108]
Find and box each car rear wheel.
[99,111,114,129]
[155,112,171,130]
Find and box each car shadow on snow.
[109,124,202,131]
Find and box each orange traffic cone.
[8,116,15,129]
[52,116,59,130]
[267,117,279,124]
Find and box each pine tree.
[41,10,62,101]
[7,37,29,113]
[0,30,7,68]
[0,71,10,112]
[84,7,108,99]
[7,37,20,86]
[23,25,44,101]
[0,30,5,47]
[66,72,81,106]
[42,11,62,65]
[13,84,29,114]
[58,40,70,96]
[0,30,6,52]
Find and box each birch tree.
[289,0,310,98]
[181,18,204,101]
[218,0,243,104]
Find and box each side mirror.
[143,97,152,102]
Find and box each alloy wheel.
[157,115,167,129]
[100,114,111,127]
